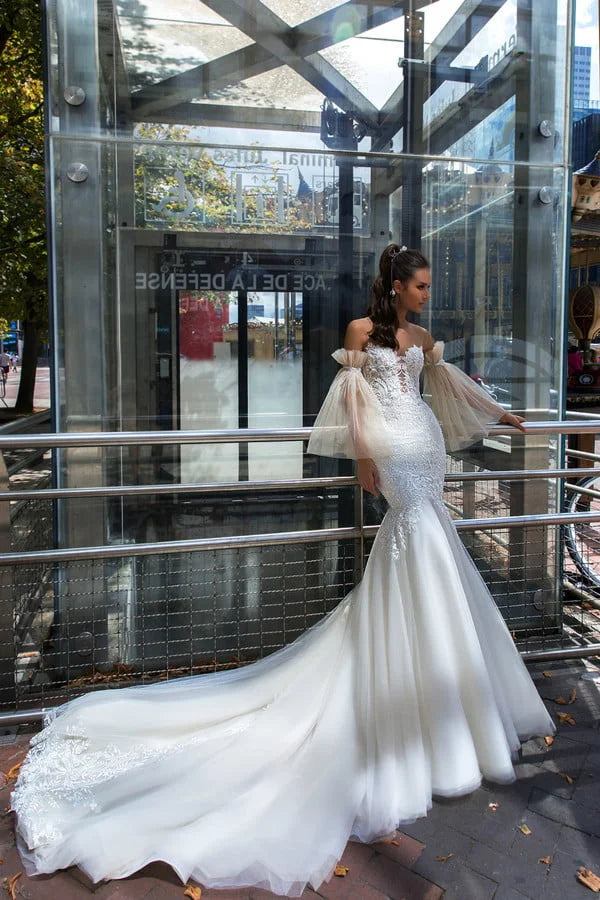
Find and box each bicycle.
[564,473,600,588]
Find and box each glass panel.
[120,22,254,92]
[264,0,348,27]
[248,291,303,480]
[42,0,572,667]
[179,290,239,483]
[318,35,404,109]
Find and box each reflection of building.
[423,147,514,341]
[574,46,592,112]
[247,303,265,318]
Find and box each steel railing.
[0,418,598,723]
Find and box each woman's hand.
[499,411,527,433]
[357,458,379,495]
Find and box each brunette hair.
[368,243,430,349]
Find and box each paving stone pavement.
[0,658,598,899]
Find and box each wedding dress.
[12,341,555,897]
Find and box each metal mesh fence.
[7,538,359,712]
[1,430,600,714]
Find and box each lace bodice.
[363,343,424,408]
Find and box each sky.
[576,0,599,101]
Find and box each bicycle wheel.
[565,475,600,588]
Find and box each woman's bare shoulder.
[344,317,372,350]
[414,325,435,352]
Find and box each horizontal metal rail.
[0,476,357,502]
[521,646,600,662]
[0,419,597,451]
[566,449,600,462]
[564,482,600,500]
[1,469,598,503]
[0,510,593,567]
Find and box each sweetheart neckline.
[366,342,424,359]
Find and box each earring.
[390,289,395,297]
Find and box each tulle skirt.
[12,499,555,896]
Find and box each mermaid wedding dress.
[12,341,555,897]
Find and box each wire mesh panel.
[460,523,561,642]
[5,538,358,712]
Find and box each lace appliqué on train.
[11,711,254,848]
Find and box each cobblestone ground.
[0,660,597,899]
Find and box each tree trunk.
[14,320,40,414]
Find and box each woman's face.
[393,268,431,315]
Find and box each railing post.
[0,451,16,707]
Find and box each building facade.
[573,45,592,112]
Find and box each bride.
[12,244,555,897]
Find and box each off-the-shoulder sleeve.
[423,341,506,451]
[307,348,393,459]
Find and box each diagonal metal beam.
[131,0,408,122]
[373,0,507,149]
[132,101,321,132]
[203,0,381,130]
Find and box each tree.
[0,1,46,414]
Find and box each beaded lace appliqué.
[11,707,254,848]
[363,344,447,555]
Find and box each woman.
[12,245,555,897]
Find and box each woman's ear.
[391,278,403,295]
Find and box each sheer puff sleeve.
[307,349,393,460]
[423,341,506,452]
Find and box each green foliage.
[0,0,47,331]
[134,123,313,234]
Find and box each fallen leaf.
[544,736,555,746]
[183,886,202,900]
[488,802,499,812]
[519,823,532,835]
[5,764,21,783]
[539,856,552,865]
[582,601,594,609]
[577,866,600,892]
[334,865,349,877]
[377,831,399,844]
[569,688,577,704]
[542,671,552,678]
[557,772,575,785]
[3,872,22,900]
[435,854,454,863]
[554,696,568,705]
[556,712,577,726]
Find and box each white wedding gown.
[12,341,555,897]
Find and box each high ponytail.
[368,244,430,350]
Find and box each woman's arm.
[343,319,380,495]
[423,339,526,450]
[344,318,371,351]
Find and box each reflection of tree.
[119,0,201,91]
[135,123,314,233]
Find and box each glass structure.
[42,0,573,673]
